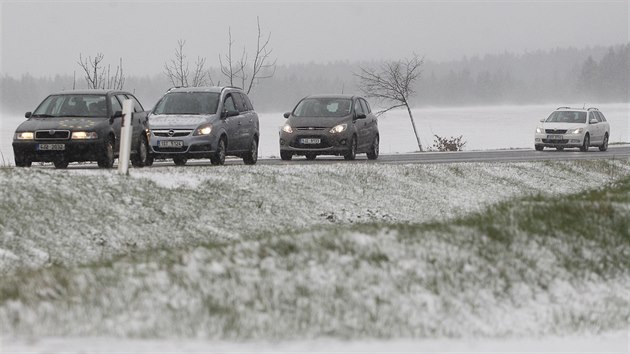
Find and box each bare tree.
[355,54,425,151]
[77,53,125,90]
[164,39,211,87]
[219,17,276,94]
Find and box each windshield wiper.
[31,114,56,118]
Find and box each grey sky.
[1,0,628,77]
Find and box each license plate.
[159,140,184,148]
[547,135,563,140]
[37,144,65,151]
[300,138,321,144]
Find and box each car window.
[354,99,365,115]
[224,94,237,112]
[546,111,586,124]
[598,111,607,122]
[32,95,107,117]
[231,92,247,113]
[240,93,254,111]
[293,98,352,118]
[360,99,370,114]
[153,92,220,115]
[110,96,123,115]
[124,94,144,112]
[594,111,603,122]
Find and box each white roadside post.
[118,99,134,175]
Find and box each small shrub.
[432,135,467,152]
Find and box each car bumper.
[149,134,216,159]
[12,140,105,163]
[279,131,351,155]
[535,133,585,148]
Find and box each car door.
[109,95,124,152]
[360,98,378,145]
[588,111,602,144]
[221,93,244,151]
[232,93,252,151]
[353,98,370,151]
[117,94,147,152]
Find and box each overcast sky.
[1,0,628,77]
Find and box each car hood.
[148,114,214,129]
[540,122,586,130]
[288,116,351,128]
[15,117,108,132]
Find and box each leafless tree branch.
[77,53,124,90]
[355,53,425,151]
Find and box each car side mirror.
[355,113,367,120]
[589,118,598,124]
[221,110,239,119]
[539,118,545,122]
[25,112,32,118]
[283,112,291,119]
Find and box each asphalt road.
[246,145,630,166]
[23,145,630,169]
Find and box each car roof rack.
[556,106,571,110]
[587,107,599,111]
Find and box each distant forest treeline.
[1,44,628,113]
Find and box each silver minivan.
[148,86,259,165]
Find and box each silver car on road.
[148,86,259,165]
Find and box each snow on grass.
[0,174,628,342]
[1,160,629,274]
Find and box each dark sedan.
[279,95,379,160]
[12,90,151,168]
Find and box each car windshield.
[546,111,586,124]
[293,98,352,118]
[32,94,108,118]
[153,92,220,115]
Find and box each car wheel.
[211,137,226,165]
[97,136,115,168]
[53,160,69,169]
[556,147,564,151]
[144,154,154,167]
[535,145,544,151]
[305,153,316,160]
[280,151,292,161]
[367,135,379,160]
[173,156,187,166]
[580,134,590,152]
[15,156,32,167]
[243,139,258,165]
[344,136,357,160]
[131,137,149,167]
[599,133,609,152]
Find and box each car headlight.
[329,124,347,134]
[535,127,544,134]
[282,124,293,134]
[194,124,213,136]
[568,128,584,134]
[15,132,34,140]
[71,131,98,140]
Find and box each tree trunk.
[405,103,423,152]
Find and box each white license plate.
[37,144,65,151]
[159,140,184,148]
[300,138,321,144]
[547,135,563,140]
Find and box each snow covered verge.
[0,160,629,351]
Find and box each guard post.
[117,99,133,175]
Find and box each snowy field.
[1,159,630,353]
[1,102,628,165]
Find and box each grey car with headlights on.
[148,86,259,165]
[279,95,379,161]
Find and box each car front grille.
[542,139,569,144]
[545,129,567,134]
[35,130,71,140]
[152,130,193,137]
[296,127,327,131]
